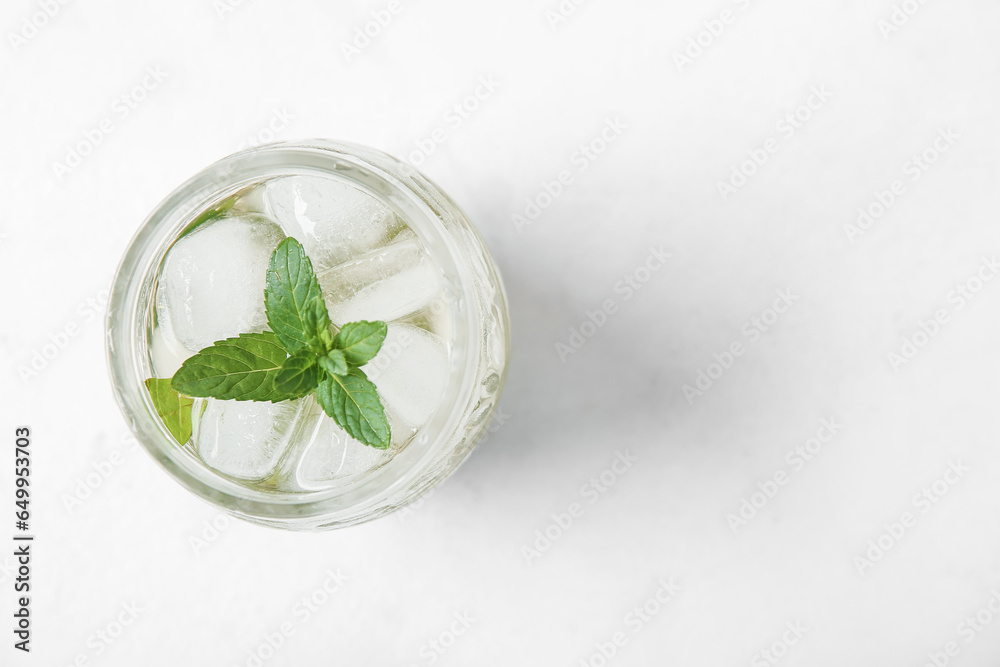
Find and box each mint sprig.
[152,237,391,449]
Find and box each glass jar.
[106,140,509,530]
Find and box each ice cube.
[262,174,404,270]
[149,315,192,378]
[293,407,393,491]
[155,214,285,353]
[318,233,445,324]
[399,300,456,345]
[366,323,450,427]
[271,399,415,492]
[194,398,306,481]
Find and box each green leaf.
[188,193,238,229]
[145,378,194,444]
[318,349,348,377]
[265,237,333,355]
[310,309,335,351]
[275,350,320,397]
[170,332,302,402]
[316,367,391,449]
[333,320,388,366]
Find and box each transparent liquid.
[147,174,456,494]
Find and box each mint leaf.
[265,237,332,355]
[144,378,194,444]
[318,349,348,377]
[316,367,390,449]
[308,308,335,351]
[333,320,387,366]
[170,332,302,402]
[275,350,320,397]
[189,193,238,229]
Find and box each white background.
[2,0,1000,665]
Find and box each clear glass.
[106,140,509,530]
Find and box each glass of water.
[106,140,509,529]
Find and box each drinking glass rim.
[106,139,486,525]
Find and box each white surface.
[2,0,1000,665]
